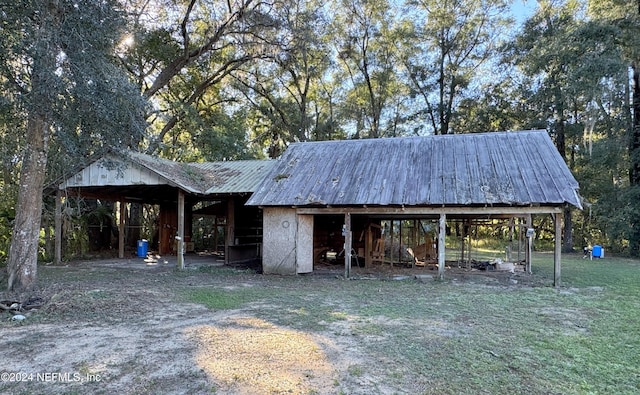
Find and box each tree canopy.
[2,0,640,290]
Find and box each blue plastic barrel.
[592,245,602,258]
[137,239,148,257]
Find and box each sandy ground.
[0,254,531,395]
[0,256,371,395]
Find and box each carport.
[247,130,583,286]
[55,151,274,268]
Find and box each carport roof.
[246,130,582,209]
[58,151,276,202]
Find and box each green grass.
[185,253,640,394]
[185,287,265,310]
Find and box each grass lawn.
[185,253,640,394]
[2,252,639,394]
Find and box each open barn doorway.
[311,215,440,269]
[309,213,532,274]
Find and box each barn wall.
[63,159,164,187]
[262,207,298,274]
[159,204,178,255]
[296,214,314,273]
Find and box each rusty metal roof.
[246,130,582,208]
[123,152,276,195]
[191,160,277,194]
[60,151,275,198]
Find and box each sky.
[511,0,539,25]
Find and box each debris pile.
[1,297,45,321]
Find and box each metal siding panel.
[313,143,343,202]
[511,133,538,204]
[324,142,352,204]
[486,134,517,203]
[363,151,387,204]
[337,142,366,204]
[441,137,457,204]
[453,136,471,205]
[463,135,484,204]
[409,137,428,205]
[538,133,576,203]
[475,136,497,204]
[519,133,555,203]
[246,130,581,208]
[432,137,446,204]
[389,139,409,204]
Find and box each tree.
[0,0,146,291]
[400,0,511,135]
[232,0,333,156]
[330,0,405,138]
[588,0,640,256]
[118,0,280,158]
[508,0,627,252]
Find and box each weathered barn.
[246,130,582,285]
[55,151,275,267]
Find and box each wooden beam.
[225,198,235,265]
[438,213,446,280]
[177,189,185,269]
[118,201,125,259]
[55,191,62,265]
[344,212,352,278]
[296,205,563,216]
[554,212,562,287]
[460,219,466,268]
[365,224,372,267]
[525,214,532,274]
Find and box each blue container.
[137,239,148,258]
[592,245,602,258]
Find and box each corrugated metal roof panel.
[127,152,206,193]
[246,130,582,208]
[130,152,275,195]
[192,160,277,194]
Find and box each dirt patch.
[0,257,543,394]
[188,316,338,394]
[0,259,358,394]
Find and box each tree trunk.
[629,64,640,256]
[562,206,574,253]
[7,0,58,291]
[7,114,49,292]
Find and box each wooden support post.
[225,198,235,265]
[554,212,562,287]
[411,219,417,268]
[344,212,352,278]
[508,216,515,262]
[517,217,523,263]
[525,214,532,274]
[54,191,62,265]
[389,220,394,266]
[365,225,372,267]
[438,213,446,280]
[118,201,125,259]
[177,190,185,270]
[461,220,466,268]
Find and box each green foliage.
[0,0,637,258]
[0,182,16,265]
[401,0,512,135]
